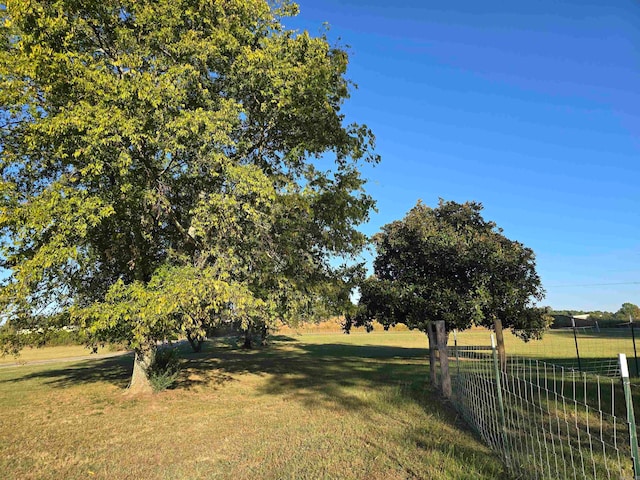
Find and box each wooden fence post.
[435,320,451,399]
[494,318,506,372]
[491,333,509,463]
[427,322,438,388]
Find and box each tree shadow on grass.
[0,353,134,389]
[211,338,507,478]
[0,336,299,391]
[1,336,507,477]
[179,339,458,435]
[0,337,431,404]
[179,337,431,407]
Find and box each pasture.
[455,326,640,375]
[0,331,508,480]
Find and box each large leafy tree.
[0,0,378,392]
[615,303,640,321]
[347,200,547,348]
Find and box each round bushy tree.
[348,200,547,352]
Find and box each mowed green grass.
[0,331,509,480]
[454,327,640,365]
[0,344,125,364]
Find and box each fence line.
[433,324,640,480]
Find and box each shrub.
[44,328,88,346]
[148,348,180,392]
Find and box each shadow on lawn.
[1,336,429,398]
[0,352,134,388]
[2,337,432,408]
[2,335,508,477]
[180,339,432,409]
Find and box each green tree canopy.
[347,200,547,341]
[0,0,378,391]
[615,303,640,321]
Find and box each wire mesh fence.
[443,337,640,479]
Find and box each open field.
[0,331,508,480]
[455,326,640,374]
[283,320,640,365]
[4,324,637,366]
[0,344,126,365]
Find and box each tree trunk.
[435,320,451,399]
[243,327,252,349]
[260,324,269,346]
[186,331,203,353]
[128,344,156,394]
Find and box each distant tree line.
[550,302,640,325]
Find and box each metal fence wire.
[448,342,639,480]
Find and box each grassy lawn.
[0,344,125,365]
[0,331,508,480]
[455,326,640,362]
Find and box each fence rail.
[430,321,640,480]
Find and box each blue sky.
[287,0,640,312]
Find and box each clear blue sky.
[287,0,640,312]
